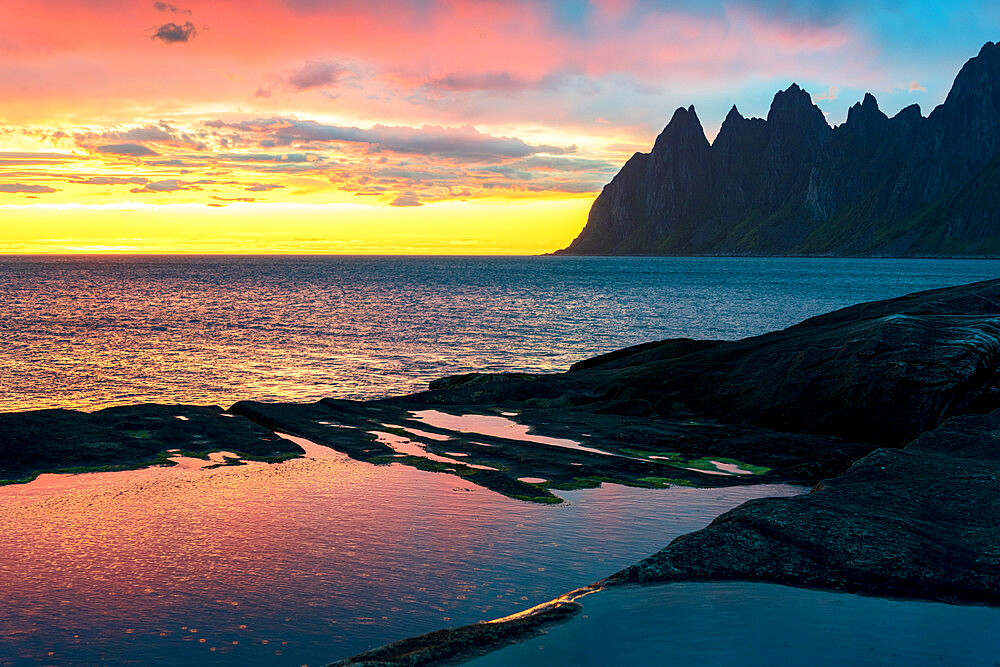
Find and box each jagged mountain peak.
[652,105,709,153]
[892,103,923,122]
[767,83,830,131]
[940,38,1000,109]
[557,41,1000,258]
[845,92,887,127]
[665,104,702,127]
[714,103,766,152]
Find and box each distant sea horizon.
[4,254,999,413]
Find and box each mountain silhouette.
[557,42,1000,256]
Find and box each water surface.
[0,450,799,666]
[468,582,1000,666]
[3,256,998,412]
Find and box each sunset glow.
[2,0,998,253]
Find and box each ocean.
[3,255,1000,413]
[3,255,1000,665]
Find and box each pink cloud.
[0,0,872,114]
[814,85,839,101]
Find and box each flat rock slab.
[230,397,854,503]
[612,409,1000,604]
[0,404,302,483]
[416,279,1000,446]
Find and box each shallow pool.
[0,446,799,666]
[467,582,1000,666]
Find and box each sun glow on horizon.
[2,0,995,253]
[0,197,593,254]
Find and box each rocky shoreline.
[4,278,1000,664]
[327,277,1000,665]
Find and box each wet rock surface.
[612,408,1000,604]
[0,403,302,483]
[5,275,1000,666]
[229,396,859,502]
[413,278,1000,446]
[328,588,595,667]
[327,278,1000,665]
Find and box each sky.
[1,0,998,254]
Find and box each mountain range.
[556,41,1000,256]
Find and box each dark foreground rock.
[230,396,860,503]
[327,278,1000,664]
[233,279,1000,501]
[7,279,1000,501]
[0,403,302,484]
[328,586,598,667]
[415,278,1000,446]
[611,409,1000,604]
[329,402,1000,667]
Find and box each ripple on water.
[5,256,1000,412]
[0,449,801,666]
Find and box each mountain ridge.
[556,41,1000,257]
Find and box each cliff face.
[557,41,1000,256]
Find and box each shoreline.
[6,277,1000,665]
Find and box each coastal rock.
[556,41,1000,256]
[422,279,1000,446]
[230,396,839,503]
[0,404,302,483]
[230,280,1000,501]
[611,408,1000,604]
[327,587,595,667]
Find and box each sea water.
[3,255,1000,666]
[3,255,999,412]
[0,452,799,665]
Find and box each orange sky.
[0,0,992,253]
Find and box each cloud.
[74,124,206,153]
[77,176,150,185]
[0,183,58,193]
[129,179,195,193]
[207,118,573,160]
[101,126,174,142]
[286,61,350,91]
[245,183,284,191]
[96,143,159,157]
[427,71,539,93]
[908,80,927,92]
[0,151,79,165]
[153,2,191,14]
[152,21,197,43]
[512,156,618,172]
[217,152,314,163]
[813,85,838,101]
[210,195,256,203]
[389,193,422,207]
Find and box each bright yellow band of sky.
[0,197,592,254]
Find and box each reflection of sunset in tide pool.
[410,409,619,457]
[0,447,800,665]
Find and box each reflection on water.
[410,410,618,457]
[468,582,1000,666]
[0,452,799,666]
[5,255,1000,412]
[371,430,498,470]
